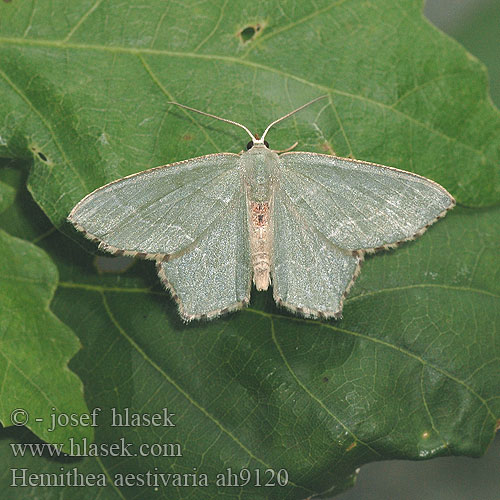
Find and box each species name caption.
[9,407,290,488]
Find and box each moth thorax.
[249,201,272,291]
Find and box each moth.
[68,96,455,321]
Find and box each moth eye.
[246,141,253,150]
[264,140,270,148]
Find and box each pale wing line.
[161,189,251,320]
[270,317,382,457]
[250,308,497,421]
[287,156,435,214]
[275,188,347,262]
[193,0,229,52]
[279,167,373,244]
[152,171,243,259]
[240,0,348,58]
[317,165,438,225]
[63,0,105,43]
[280,157,438,240]
[300,169,406,233]
[98,293,310,493]
[0,67,88,191]
[160,189,252,310]
[274,191,362,319]
[137,54,220,152]
[323,157,436,209]
[68,154,242,261]
[0,35,487,158]
[419,366,450,452]
[162,183,245,269]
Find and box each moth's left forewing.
[277,152,455,253]
[68,153,242,260]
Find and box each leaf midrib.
[0,35,487,159]
[98,292,312,494]
[255,301,498,423]
[58,280,498,438]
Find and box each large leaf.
[0,227,90,448]
[1,183,498,499]
[0,178,15,215]
[0,1,499,499]
[0,166,91,448]
[0,0,498,214]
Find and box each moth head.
[247,134,269,150]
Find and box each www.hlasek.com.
[10,406,181,458]
[9,406,289,488]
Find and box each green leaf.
[0,0,499,218]
[0,203,494,499]
[0,179,15,215]
[0,161,54,241]
[0,227,90,447]
[0,1,498,498]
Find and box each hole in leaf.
[238,23,264,43]
[30,145,50,163]
[241,26,256,42]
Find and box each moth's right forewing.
[278,152,455,252]
[68,153,241,259]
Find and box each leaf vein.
[0,35,487,159]
[270,317,382,456]
[63,0,105,43]
[98,292,310,492]
[0,66,88,192]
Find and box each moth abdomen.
[249,200,272,291]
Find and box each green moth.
[68,96,455,321]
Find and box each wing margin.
[278,152,455,252]
[68,153,241,260]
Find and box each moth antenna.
[260,95,328,142]
[168,101,255,142]
[273,141,299,154]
